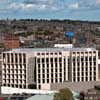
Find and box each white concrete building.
[1,47,99,90]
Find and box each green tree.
[54,88,73,100]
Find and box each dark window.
[89,57,92,61]
[23,54,26,63]
[37,58,40,63]
[46,53,49,55]
[50,53,53,55]
[55,53,57,55]
[94,62,96,66]
[42,58,44,63]
[59,52,62,55]
[59,58,62,62]
[78,77,80,81]
[42,53,45,55]
[85,57,88,61]
[43,79,45,83]
[7,53,10,63]
[86,77,88,81]
[47,64,49,68]
[47,79,49,83]
[15,54,18,63]
[46,58,49,63]
[93,57,96,61]
[19,54,22,63]
[11,54,13,63]
[39,85,41,89]
[50,58,53,62]
[94,67,96,71]
[55,58,57,62]
[43,74,45,78]
[37,53,40,55]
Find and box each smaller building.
[80,88,100,100]
[4,34,20,49]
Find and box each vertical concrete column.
[62,56,64,83]
[53,55,55,83]
[88,52,90,81]
[57,55,60,83]
[49,55,51,84]
[83,52,85,82]
[75,52,78,82]
[92,52,94,81]
[80,52,82,82]
[96,51,98,81]
[45,52,47,83]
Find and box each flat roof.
[3,47,97,54]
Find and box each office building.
[1,47,99,91]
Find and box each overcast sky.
[0,0,100,21]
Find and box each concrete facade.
[2,51,34,89]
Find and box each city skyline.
[0,0,100,21]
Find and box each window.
[19,54,22,63]
[15,54,18,63]
[93,57,96,61]
[46,58,49,63]
[47,79,49,83]
[81,57,84,61]
[43,74,45,78]
[42,53,45,55]
[59,52,62,55]
[7,53,10,63]
[94,62,96,66]
[60,78,62,82]
[86,77,88,81]
[85,57,88,61]
[89,57,92,61]
[23,54,26,63]
[47,69,49,73]
[37,53,40,55]
[73,57,75,62]
[94,67,96,71]
[50,53,53,55]
[55,53,57,55]
[50,58,53,62]
[43,79,45,83]
[46,53,49,55]
[55,58,57,62]
[39,85,41,89]
[73,77,75,82]
[37,58,40,63]
[47,74,49,78]
[11,54,13,63]
[42,58,44,63]
[38,64,40,69]
[78,77,80,81]
[59,58,62,62]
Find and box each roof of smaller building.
[26,94,54,100]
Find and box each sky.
[0,0,100,21]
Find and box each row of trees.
[54,88,73,100]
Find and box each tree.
[54,88,73,100]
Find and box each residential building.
[3,34,20,49]
[80,88,100,100]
